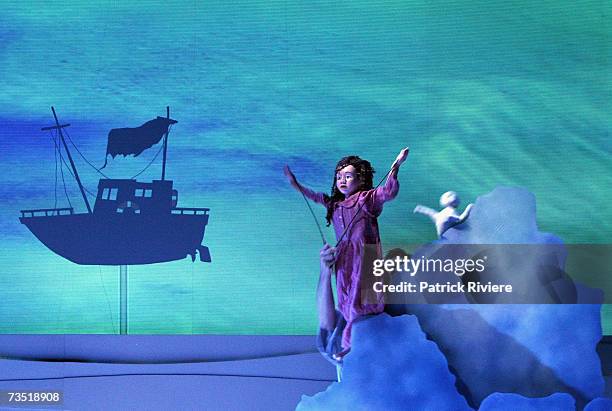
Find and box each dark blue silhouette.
[19,107,211,266]
[101,116,177,169]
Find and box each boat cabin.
[94,179,178,216]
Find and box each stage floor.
[1,335,610,410]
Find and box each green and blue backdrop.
[0,1,610,334]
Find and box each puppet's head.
[326,156,375,226]
[440,191,460,208]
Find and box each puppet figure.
[414,191,473,237]
[284,148,409,357]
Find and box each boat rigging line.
[43,107,93,212]
[52,142,98,201]
[63,124,170,181]
[57,155,97,199]
[52,129,58,210]
[64,127,110,179]
[48,128,73,210]
[48,124,167,205]
[129,135,165,179]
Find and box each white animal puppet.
[414,191,473,237]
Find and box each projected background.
[0,1,610,334]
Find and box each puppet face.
[336,165,360,196]
[440,191,459,208]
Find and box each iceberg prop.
[479,392,575,411]
[299,187,607,410]
[399,304,603,409]
[297,314,472,411]
[584,397,612,411]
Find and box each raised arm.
[390,147,409,179]
[284,165,328,206]
[365,147,409,215]
[380,147,410,198]
[317,244,337,331]
[414,205,438,222]
[458,203,473,222]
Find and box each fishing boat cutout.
[20,107,212,266]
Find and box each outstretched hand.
[283,165,299,189]
[393,147,410,168]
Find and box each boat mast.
[161,106,170,180]
[41,107,93,213]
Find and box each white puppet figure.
[414,191,473,237]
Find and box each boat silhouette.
[20,107,211,266]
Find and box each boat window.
[135,188,152,197]
[116,208,123,213]
[101,187,118,200]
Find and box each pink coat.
[301,173,399,348]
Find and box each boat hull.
[20,212,209,265]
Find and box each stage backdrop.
[1,1,610,334]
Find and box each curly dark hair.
[325,155,375,226]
